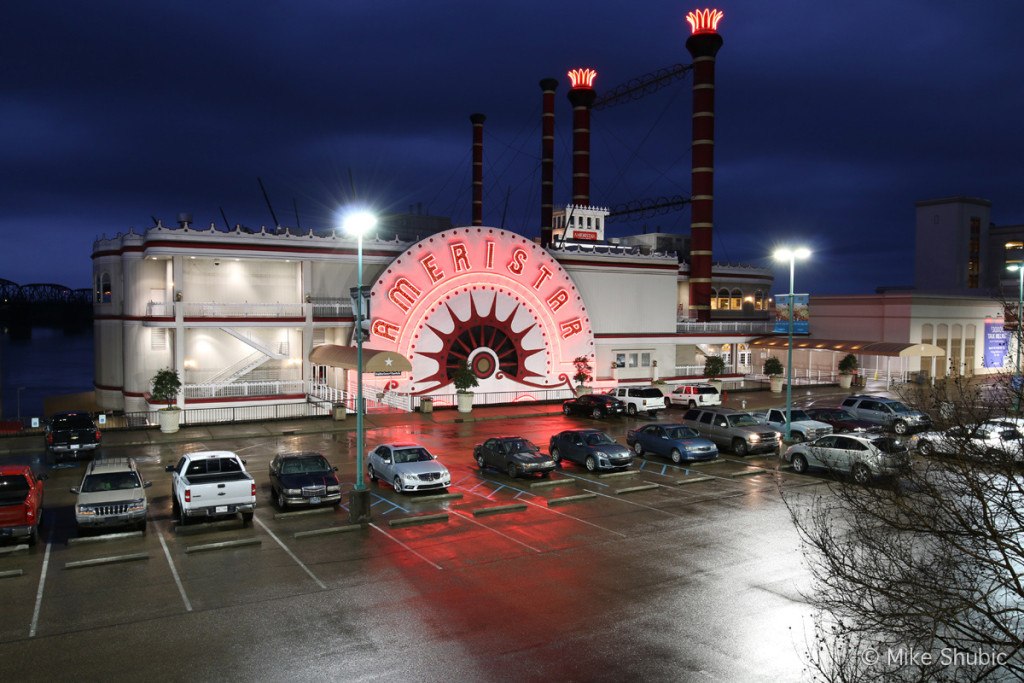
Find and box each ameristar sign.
[368,227,595,396]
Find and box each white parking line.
[28,541,51,638]
[449,510,541,553]
[254,517,327,590]
[158,530,192,612]
[369,523,443,570]
[453,483,627,538]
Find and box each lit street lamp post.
[1009,264,1024,414]
[344,210,377,524]
[773,247,810,441]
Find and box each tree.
[704,355,726,379]
[763,356,784,377]
[572,356,593,386]
[783,373,1024,682]
[451,360,479,393]
[150,368,182,409]
[838,353,859,375]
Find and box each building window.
[95,272,112,304]
[730,289,742,310]
[754,290,765,310]
[967,217,980,288]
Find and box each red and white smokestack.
[566,68,597,208]
[685,8,724,323]
[539,78,558,248]
[470,113,486,226]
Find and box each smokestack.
[539,78,558,248]
[685,8,724,323]
[566,68,597,208]
[470,113,486,226]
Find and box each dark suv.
[45,411,101,461]
[839,395,931,435]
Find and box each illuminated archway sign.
[369,227,594,396]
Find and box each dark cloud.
[3,0,1022,295]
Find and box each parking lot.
[0,399,855,680]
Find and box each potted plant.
[703,355,726,392]
[572,356,594,395]
[452,360,479,413]
[151,368,183,433]
[763,356,785,393]
[838,353,859,389]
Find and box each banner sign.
[984,321,1011,368]
[773,294,809,334]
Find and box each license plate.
[215,505,228,513]
[309,496,321,504]
[71,444,80,450]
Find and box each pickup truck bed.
[167,451,256,525]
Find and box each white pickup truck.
[165,450,256,525]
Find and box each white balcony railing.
[676,321,775,334]
[183,380,305,399]
[182,302,304,318]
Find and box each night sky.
[5,1,1022,296]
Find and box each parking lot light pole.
[773,247,810,440]
[344,210,377,524]
[1009,264,1024,414]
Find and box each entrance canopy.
[309,344,412,372]
[749,337,946,358]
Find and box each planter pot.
[575,385,593,396]
[769,376,784,393]
[158,408,181,434]
[838,374,853,389]
[456,392,474,413]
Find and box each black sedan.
[268,451,342,509]
[549,429,633,472]
[45,411,101,461]
[562,393,626,419]
[474,437,556,479]
[805,407,879,434]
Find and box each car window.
[790,410,811,421]
[683,409,701,421]
[698,386,718,395]
[666,427,698,439]
[860,400,880,411]
[816,436,838,448]
[53,415,95,429]
[699,412,713,425]
[82,471,140,492]
[729,414,759,427]
[0,475,30,495]
[637,389,662,398]
[585,432,614,445]
[394,448,432,463]
[888,402,911,414]
[870,437,905,453]
[841,398,857,408]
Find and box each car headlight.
[126,499,146,512]
[326,485,341,492]
[749,434,761,444]
[403,473,418,481]
[284,488,302,495]
[77,506,96,516]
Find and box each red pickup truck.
[0,465,45,546]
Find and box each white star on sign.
[384,357,393,367]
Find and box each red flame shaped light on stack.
[567,68,597,89]
[686,8,724,35]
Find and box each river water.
[0,328,94,420]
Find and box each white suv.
[607,387,666,417]
[665,383,721,409]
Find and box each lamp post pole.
[1017,266,1023,414]
[774,247,809,441]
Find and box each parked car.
[664,383,721,409]
[607,387,666,417]
[626,423,718,463]
[562,393,626,419]
[45,411,101,460]
[804,407,878,434]
[680,407,782,456]
[909,423,1024,463]
[548,429,633,472]
[268,452,342,509]
[839,395,931,435]
[750,407,832,442]
[166,451,256,525]
[0,465,45,546]
[474,437,556,478]
[782,433,911,484]
[71,458,151,532]
[367,443,451,494]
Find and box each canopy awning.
[748,337,946,358]
[309,344,413,372]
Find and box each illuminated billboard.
[773,294,809,334]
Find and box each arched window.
[717,288,731,310]
[730,289,742,310]
[754,290,765,310]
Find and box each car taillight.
[25,503,34,519]
[95,430,102,441]
[46,433,53,445]
[184,488,191,503]
[251,483,256,497]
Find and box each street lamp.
[773,247,810,441]
[1008,263,1024,413]
[344,209,377,524]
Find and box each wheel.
[893,420,908,435]
[241,511,253,525]
[540,470,550,478]
[732,438,749,456]
[507,462,518,479]
[592,408,603,419]
[670,448,682,464]
[688,400,697,409]
[627,404,638,416]
[851,463,871,485]
[917,440,933,456]
[27,525,38,547]
[393,476,404,494]
[665,397,673,407]
[368,464,378,482]
[633,441,645,456]
[551,448,562,464]
[563,405,572,416]
[791,454,808,474]
[648,410,658,418]
[790,432,805,443]
[476,453,486,469]
[176,499,188,527]
[136,519,147,534]
[585,456,597,472]
[277,490,287,510]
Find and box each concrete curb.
[597,470,639,479]
[388,513,449,528]
[729,469,769,478]
[64,553,150,569]
[68,531,144,545]
[530,478,576,489]
[674,476,714,485]
[173,519,244,535]
[0,569,25,579]
[547,492,597,506]
[293,524,363,538]
[615,484,661,495]
[0,544,30,556]
[185,538,262,554]
[472,504,527,517]
[273,507,336,520]
[409,492,464,503]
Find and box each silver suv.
[680,407,782,456]
[71,458,151,532]
[839,395,931,435]
[783,433,910,484]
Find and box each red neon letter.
[387,278,422,313]
[371,319,401,342]
[420,254,444,284]
[532,265,553,290]
[485,242,495,269]
[450,243,471,272]
[560,318,584,338]
[546,289,569,312]
[507,248,528,276]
